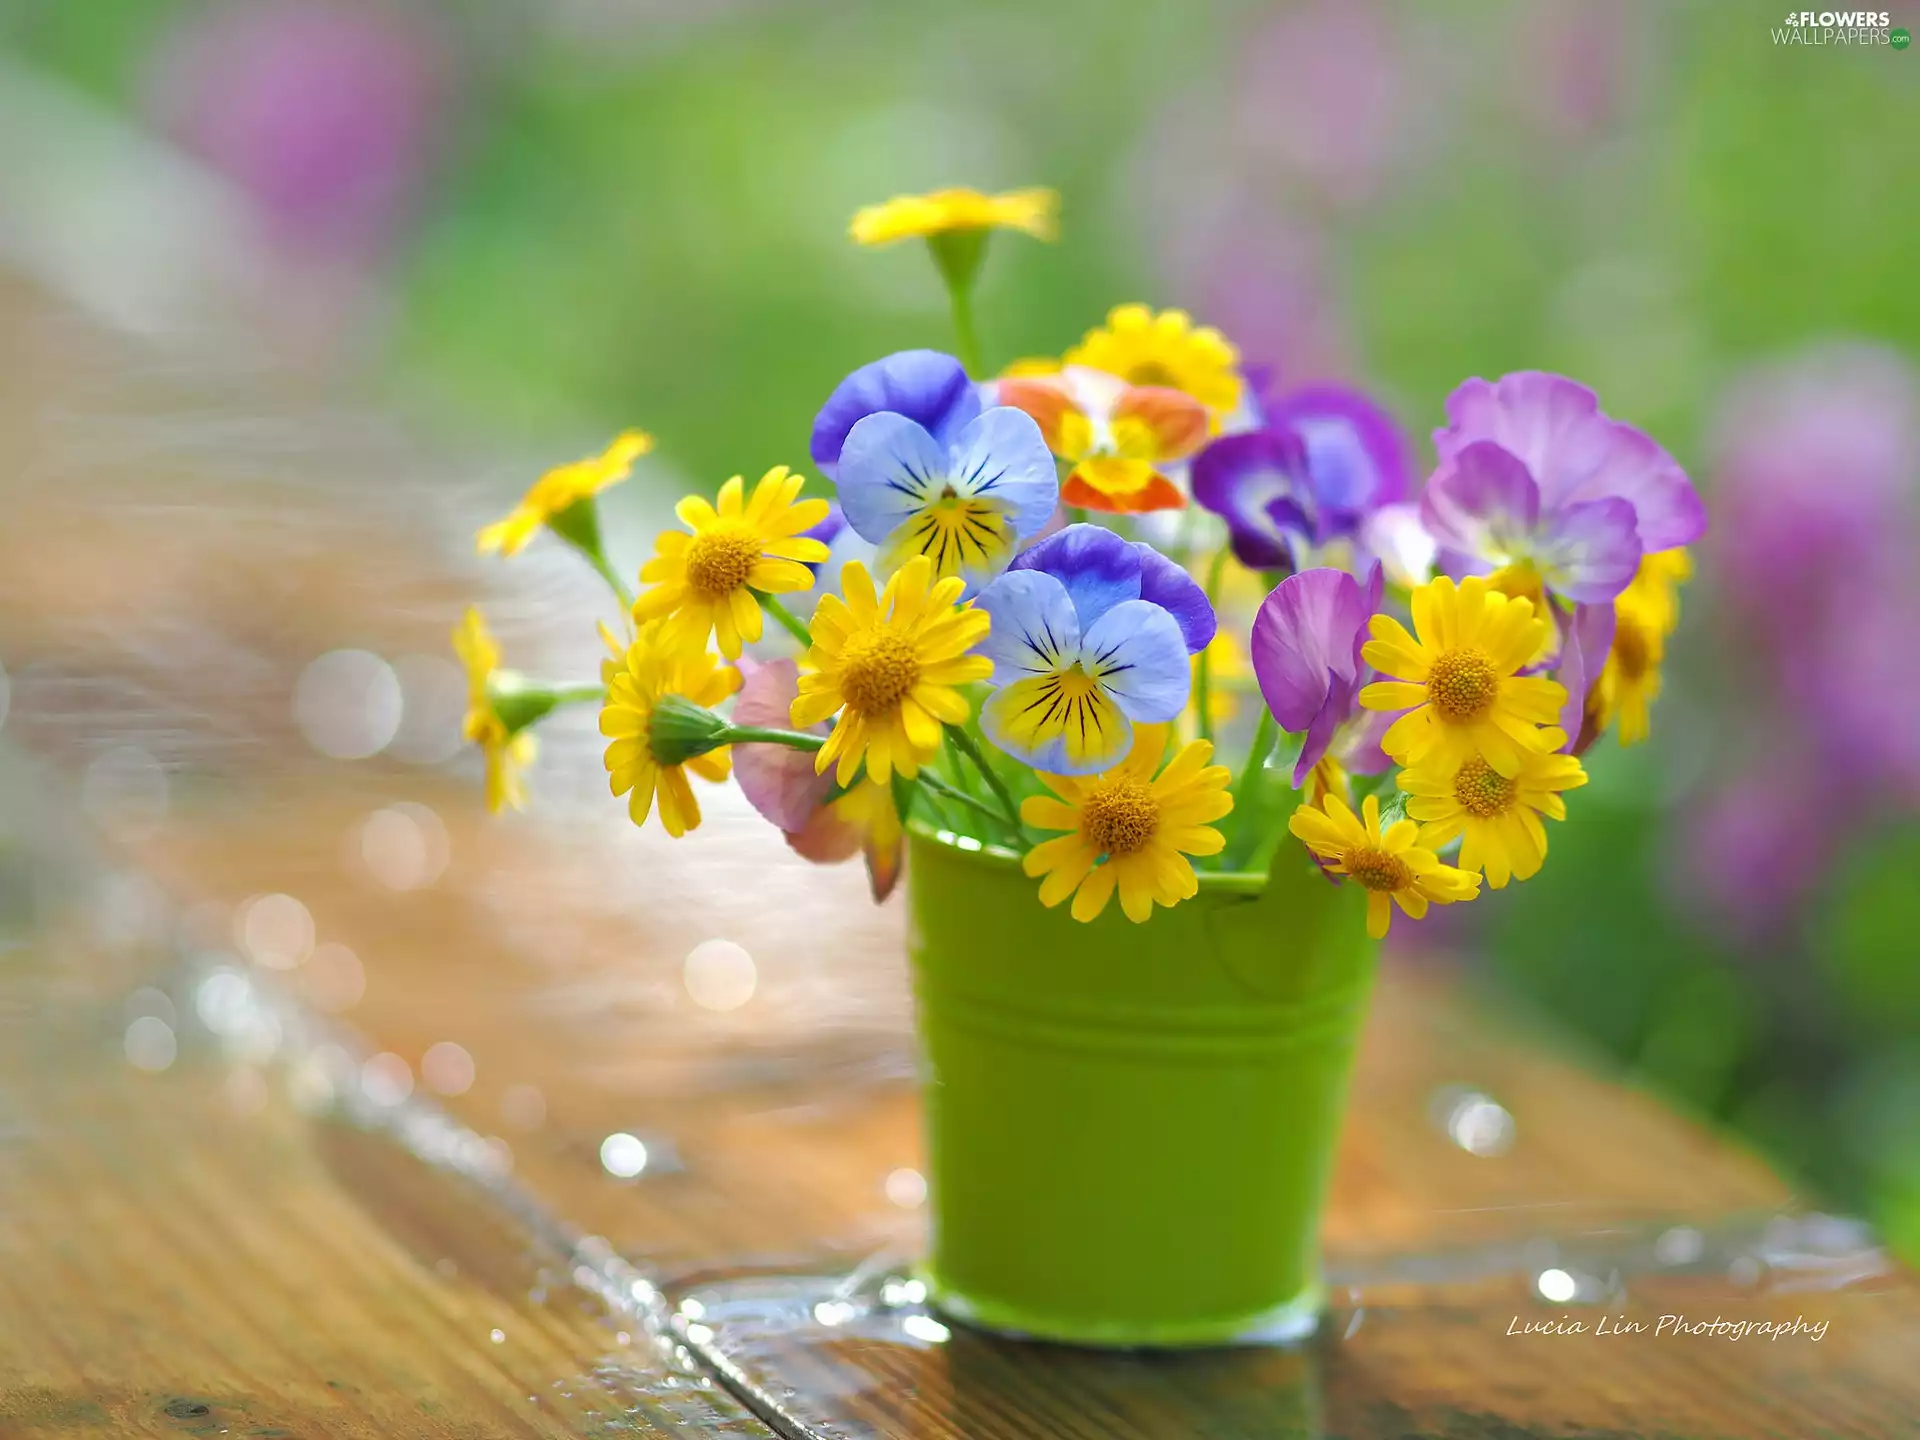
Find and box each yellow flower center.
[1343,845,1412,893]
[1081,777,1159,857]
[838,631,921,716]
[1426,647,1499,723]
[1125,361,1181,390]
[1612,617,1652,681]
[1452,756,1517,818]
[685,525,761,600]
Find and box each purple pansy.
[809,350,981,481]
[1192,382,1409,571]
[976,526,1210,775]
[1422,372,1706,606]
[1250,565,1388,785]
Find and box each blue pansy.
[974,525,1212,775]
[809,350,982,482]
[836,405,1057,594]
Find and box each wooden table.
[1,275,1915,1438]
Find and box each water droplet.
[421,1041,475,1096]
[236,893,314,970]
[361,1052,413,1107]
[683,939,756,1012]
[1536,1267,1578,1303]
[356,803,449,891]
[901,1314,950,1343]
[883,1167,927,1208]
[1445,1093,1515,1157]
[124,1015,177,1072]
[294,649,402,759]
[1654,1225,1704,1266]
[387,654,467,764]
[195,970,256,1035]
[599,1132,648,1178]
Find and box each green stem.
[548,498,634,610]
[492,680,606,733]
[717,724,823,752]
[1225,710,1279,869]
[754,591,813,648]
[584,549,636,612]
[1193,546,1230,746]
[945,726,1026,842]
[915,768,1014,834]
[947,280,984,377]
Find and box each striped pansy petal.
[983,671,1132,776]
[1078,600,1190,725]
[973,569,1085,687]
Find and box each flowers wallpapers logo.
[457,184,1707,936]
[1772,8,1901,41]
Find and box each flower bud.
[647,693,731,765]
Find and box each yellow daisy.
[1021,724,1233,924]
[1590,599,1665,745]
[1288,793,1482,940]
[1625,547,1692,636]
[1064,304,1243,418]
[600,637,743,838]
[633,466,830,660]
[1304,753,1350,811]
[452,607,537,814]
[476,429,652,557]
[1397,730,1588,889]
[1359,576,1566,777]
[850,186,1059,246]
[596,619,628,685]
[1585,548,1689,746]
[791,557,992,786]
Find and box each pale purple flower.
[1551,602,1616,752]
[1685,343,1920,927]
[731,658,832,833]
[149,0,447,260]
[1707,343,1920,797]
[1687,750,1838,936]
[1422,371,1706,606]
[1193,382,1409,572]
[1250,565,1387,786]
[731,657,901,899]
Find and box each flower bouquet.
[456,186,1707,1346]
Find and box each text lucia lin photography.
[1507,1313,1831,1343]
[454,182,1707,933]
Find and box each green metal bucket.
[905,825,1377,1348]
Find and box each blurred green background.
[5,0,1917,1254]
